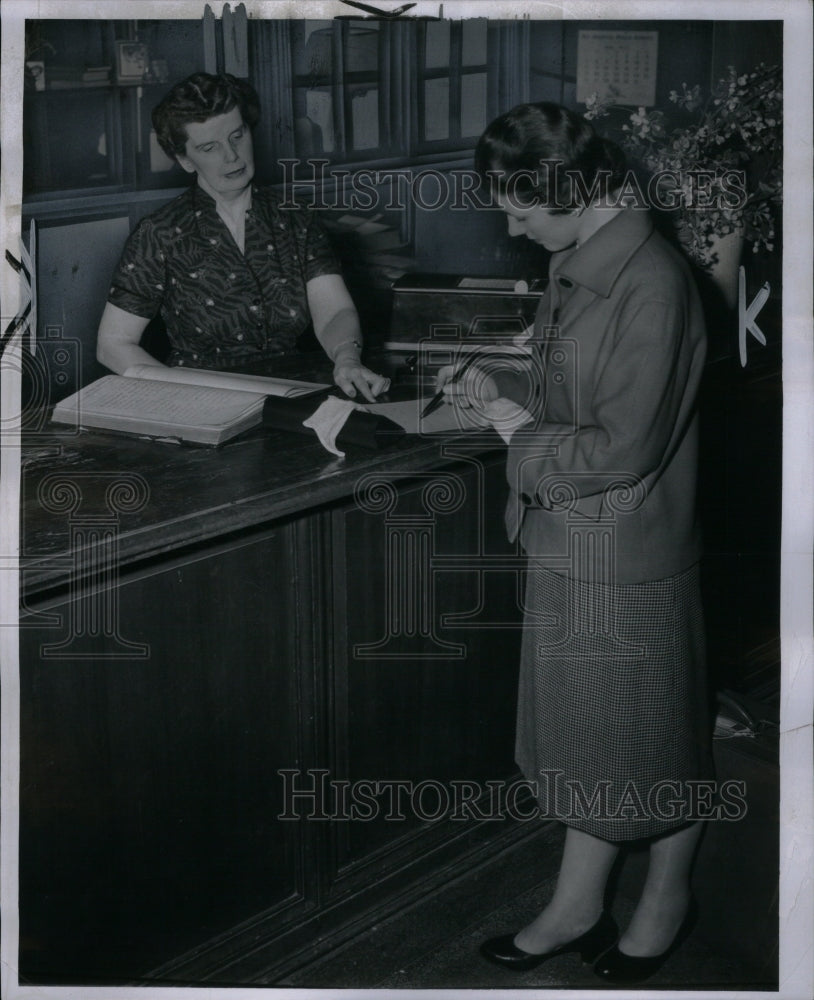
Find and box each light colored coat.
[495,208,707,585]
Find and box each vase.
[706,227,745,311]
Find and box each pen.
[420,351,481,419]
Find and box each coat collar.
[551,207,654,298]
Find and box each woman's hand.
[434,362,500,425]
[333,358,390,402]
[306,275,390,402]
[434,363,532,440]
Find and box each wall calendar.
[576,30,658,106]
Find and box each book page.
[124,364,330,398]
[52,376,266,435]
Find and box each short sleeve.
[107,219,167,319]
[296,210,341,283]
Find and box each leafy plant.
[585,63,782,269]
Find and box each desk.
[19,402,528,985]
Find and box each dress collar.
[190,182,255,217]
[189,184,256,245]
[551,207,654,298]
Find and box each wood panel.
[29,216,131,403]
[20,523,315,983]
[326,451,524,888]
[18,434,534,986]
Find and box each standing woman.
[437,103,710,984]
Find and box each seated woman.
[97,72,388,401]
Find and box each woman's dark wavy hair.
[474,102,626,208]
[152,73,261,158]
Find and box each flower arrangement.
[584,63,782,271]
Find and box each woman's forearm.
[314,306,363,364]
[96,302,165,374]
[306,274,388,399]
[98,339,166,374]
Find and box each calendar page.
[576,30,658,106]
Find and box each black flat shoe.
[593,897,699,984]
[480,910,618,971]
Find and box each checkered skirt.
[515,564,711,841]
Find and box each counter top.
[20,383,504,596]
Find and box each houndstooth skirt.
[515,564,711,841]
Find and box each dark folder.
[262,393,406,450]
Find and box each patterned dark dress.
[108,184,340,369]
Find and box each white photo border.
[1,2,811,999]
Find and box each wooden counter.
[18,397,529,985]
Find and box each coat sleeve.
[505,294,705,508]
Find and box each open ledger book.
[51,365,331,446]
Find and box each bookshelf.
[23,19,205,198]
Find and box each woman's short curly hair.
[475,102,626,209]
[152,72,261,158]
